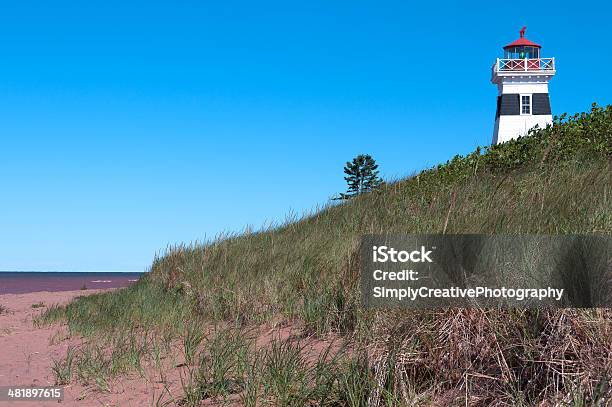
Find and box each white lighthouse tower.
[491,27,556,144]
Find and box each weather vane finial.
[520,26,526,38]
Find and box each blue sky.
[1,1,610,271]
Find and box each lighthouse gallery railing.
[494,58,555,72]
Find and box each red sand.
[0,289,342,406]
[0,289,178,407]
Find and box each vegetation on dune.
[39,104,612,405]
[336,154,383,200]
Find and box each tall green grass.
[39,104,612,405]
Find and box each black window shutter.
[532,93,552,115]
[499,94,520,116]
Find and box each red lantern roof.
[503,27,541,49]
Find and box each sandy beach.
[0,289,336,407]
[0,289,171,407]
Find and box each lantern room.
[503,27,541,59]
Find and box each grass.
[31,301,45,309]
[38,104,612,405]
[51,346,75,385]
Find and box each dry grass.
[366,309,612,406]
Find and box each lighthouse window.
[521,95,532,115]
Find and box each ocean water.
[0,272,144,294]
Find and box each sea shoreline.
[0,287,132,296]
[0,271,142,295]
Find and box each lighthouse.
[491,27,555,144]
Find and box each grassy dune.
[41,105,612,406]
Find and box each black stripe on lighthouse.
[496,93,551,117]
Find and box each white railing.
[494,58,555,72]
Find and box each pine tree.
[337,154,382,199]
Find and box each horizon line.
[0,270,146,273]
